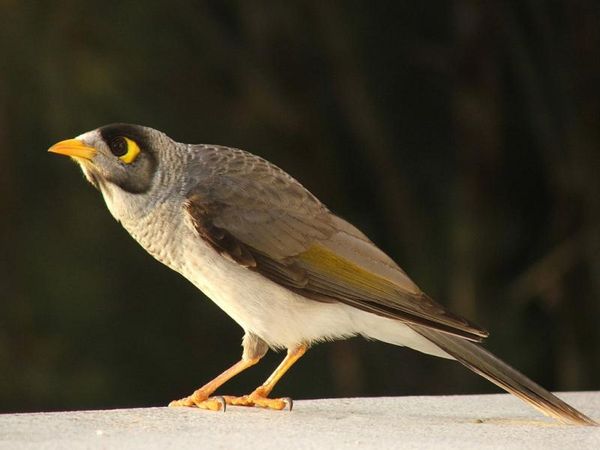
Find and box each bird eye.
[109,136,141,164]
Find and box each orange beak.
[48,138,96,161]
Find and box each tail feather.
[410,325,597,426]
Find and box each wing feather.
[184,145,488,341]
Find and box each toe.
[169,390,225,410]
[223,395,253,406]
[218,393,294,410]
[169,397,194,407]
[250,395,287,410]
[195,397,225,411]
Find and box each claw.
[213,395,227,412]
[283,397,293,411]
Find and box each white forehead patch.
[75,129,99,143]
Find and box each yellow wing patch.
[298,245,404,296]
[296,244,488,340]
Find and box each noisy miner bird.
[49,123,596,425]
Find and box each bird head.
[48,123,166,194]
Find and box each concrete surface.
[1,392,598,449]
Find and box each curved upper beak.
[48,139,97,161]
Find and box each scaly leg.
[224,344,307,410]
[168,357,260,410]
[169,333,267,411]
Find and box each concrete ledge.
[1,392,599,449]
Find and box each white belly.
[178,232,360,349]
[175,230,448,358]
[120,206,448,357]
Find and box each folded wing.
[184,146,488,341]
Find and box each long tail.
[410,324,597,426]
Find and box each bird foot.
[222,388,293,410]
[168,387,293,412]
[168,393,226,411]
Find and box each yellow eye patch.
[108,136,141,164]
[119,137,141,164]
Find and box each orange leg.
[224,344,307,410]
[169,356,260,411]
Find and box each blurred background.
[1,1,599,413]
